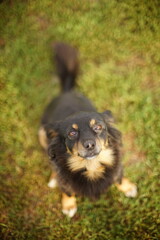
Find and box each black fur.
[41,42,123,199]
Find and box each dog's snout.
[83,140,95,150]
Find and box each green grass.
[0,0,160,239]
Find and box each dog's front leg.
[48,172,58,189]
[116,177,137,198]
[62,193,77,218]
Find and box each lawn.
[0,0,160,239]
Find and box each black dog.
[39,43,137,217]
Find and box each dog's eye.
[93,124,103,133]
[68,131,78,139]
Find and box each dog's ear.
[44,122,66,161]
[101,110,115,124]
[43,122,60,160]
[101,110,122,146]
[43,122,60,140]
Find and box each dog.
[38,42,137,217]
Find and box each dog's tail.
[53,42,79,92]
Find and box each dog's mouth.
[78,152,100,160]
[85,155,98,160]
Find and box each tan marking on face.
[90,119,96,127]
[99,136,108,149]
[104,140,109,148]
[62,193,77,211]
[66,142,79,155]
[96,148,114,166]
[66,146,72,154]
[72,123,78,130]
[77,141,85,154]
[38,127,48,150]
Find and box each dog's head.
[45,111,121,177]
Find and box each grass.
[0,0,160,239]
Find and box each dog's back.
[41,42,95,125]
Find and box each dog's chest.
[83,160,105,180]
[68,148,114,181]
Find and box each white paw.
[48,178,57,189]
[62,207,77,218]
[125,185,137,198]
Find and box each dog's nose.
[83,140,95,150]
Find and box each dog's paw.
[116,178,138,198]
[48,178,57,189]
[62,207,77,218]
[62,194,77,218]
[125,184,137,198]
